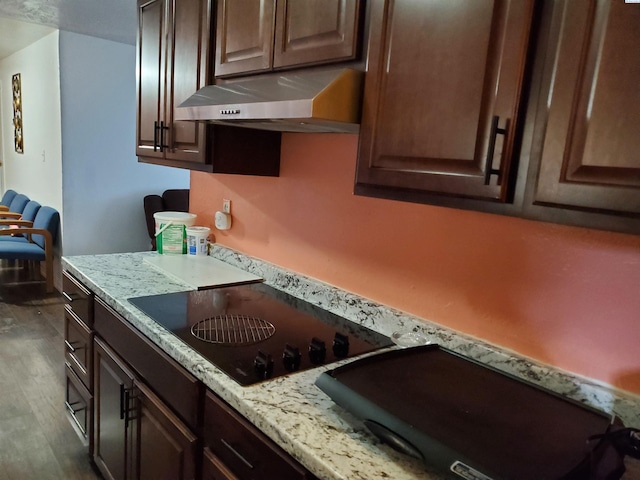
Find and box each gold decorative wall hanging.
[12,73,23,154]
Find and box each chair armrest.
[0,227,51,244]
[0,226,43,236]
[0,219,33,227]
[0,206,9,211]
[0,212,22,219]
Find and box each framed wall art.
[12,73,23,154]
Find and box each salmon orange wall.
[191,134,640,394]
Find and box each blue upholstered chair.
[0,200,41,225]
[0,201,41,239]
[2,193,30,215]
[0,206,60,292]
[0,189,18,211]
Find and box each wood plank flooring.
[0,260,101,480]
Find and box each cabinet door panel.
[94,338,135,480]
[356,0,534,201]
[136,0,166,159]
[534,0,640,214]
[165,0,211,164]
[215,0,276,76]
[273,0,360,68]
[136,382,198,480]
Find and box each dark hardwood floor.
[0,260,101,480]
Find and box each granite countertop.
[62,249,640,480]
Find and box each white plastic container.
[154,211,197,254]
[186,226,210,257]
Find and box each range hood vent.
[174,68,363,133]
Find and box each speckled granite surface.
[62,248,640,480]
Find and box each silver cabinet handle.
[64,340,77,353]
[220,438,255,470]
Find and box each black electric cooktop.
[129,282,393,386]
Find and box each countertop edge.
[61,250,640,480]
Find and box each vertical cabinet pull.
[153,120,169,152]
[484,115,508,185]
[153,120,159,152]
[120,384,137,429]
[159,121,169,152]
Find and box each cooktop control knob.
[309,337,327,364]
[282,344,302,372]
[333,332,350,357]
[254,351,274,379]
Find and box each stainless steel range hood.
[174,68,363,133]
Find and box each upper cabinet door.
[533,0,640,216]
[273,0,361,69]
[164,0,212,164]
[136,0,166,159]
[356,0,535,202]
[215,0,276,77]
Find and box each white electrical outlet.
[215,211,232,230]
[222,199,231,214]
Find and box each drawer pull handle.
[65,400,86,415]
[64,340,77,353]
[62,291,76,303]
[220,438,255,470]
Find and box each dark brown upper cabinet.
[355,0,536,202]
[136,0,212,170]
[215,0,362,77]
[136,0,281,175]
[531,0,640,216]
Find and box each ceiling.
[0,0,137,60]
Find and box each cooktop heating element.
[129,282,393,385]
[191,315,276,345]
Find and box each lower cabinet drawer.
[62,271,94,327]
[94,297,202,431]
[65,364,93,455]
[204,391,316,480]
[64,307,93,391]
[202,447,239,480]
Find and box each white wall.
[0,31,63,212]
[58,31,189,255]
[0,30,189,259]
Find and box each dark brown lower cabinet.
[64,307,93,390]
[202,447,239,480]
[94,338,135,480]
[93,337,198,480]
[80,295,316,480]
[65,364,93,452]
[203,391,317,480]
[135,381,198,480]
[63,271,95,454]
